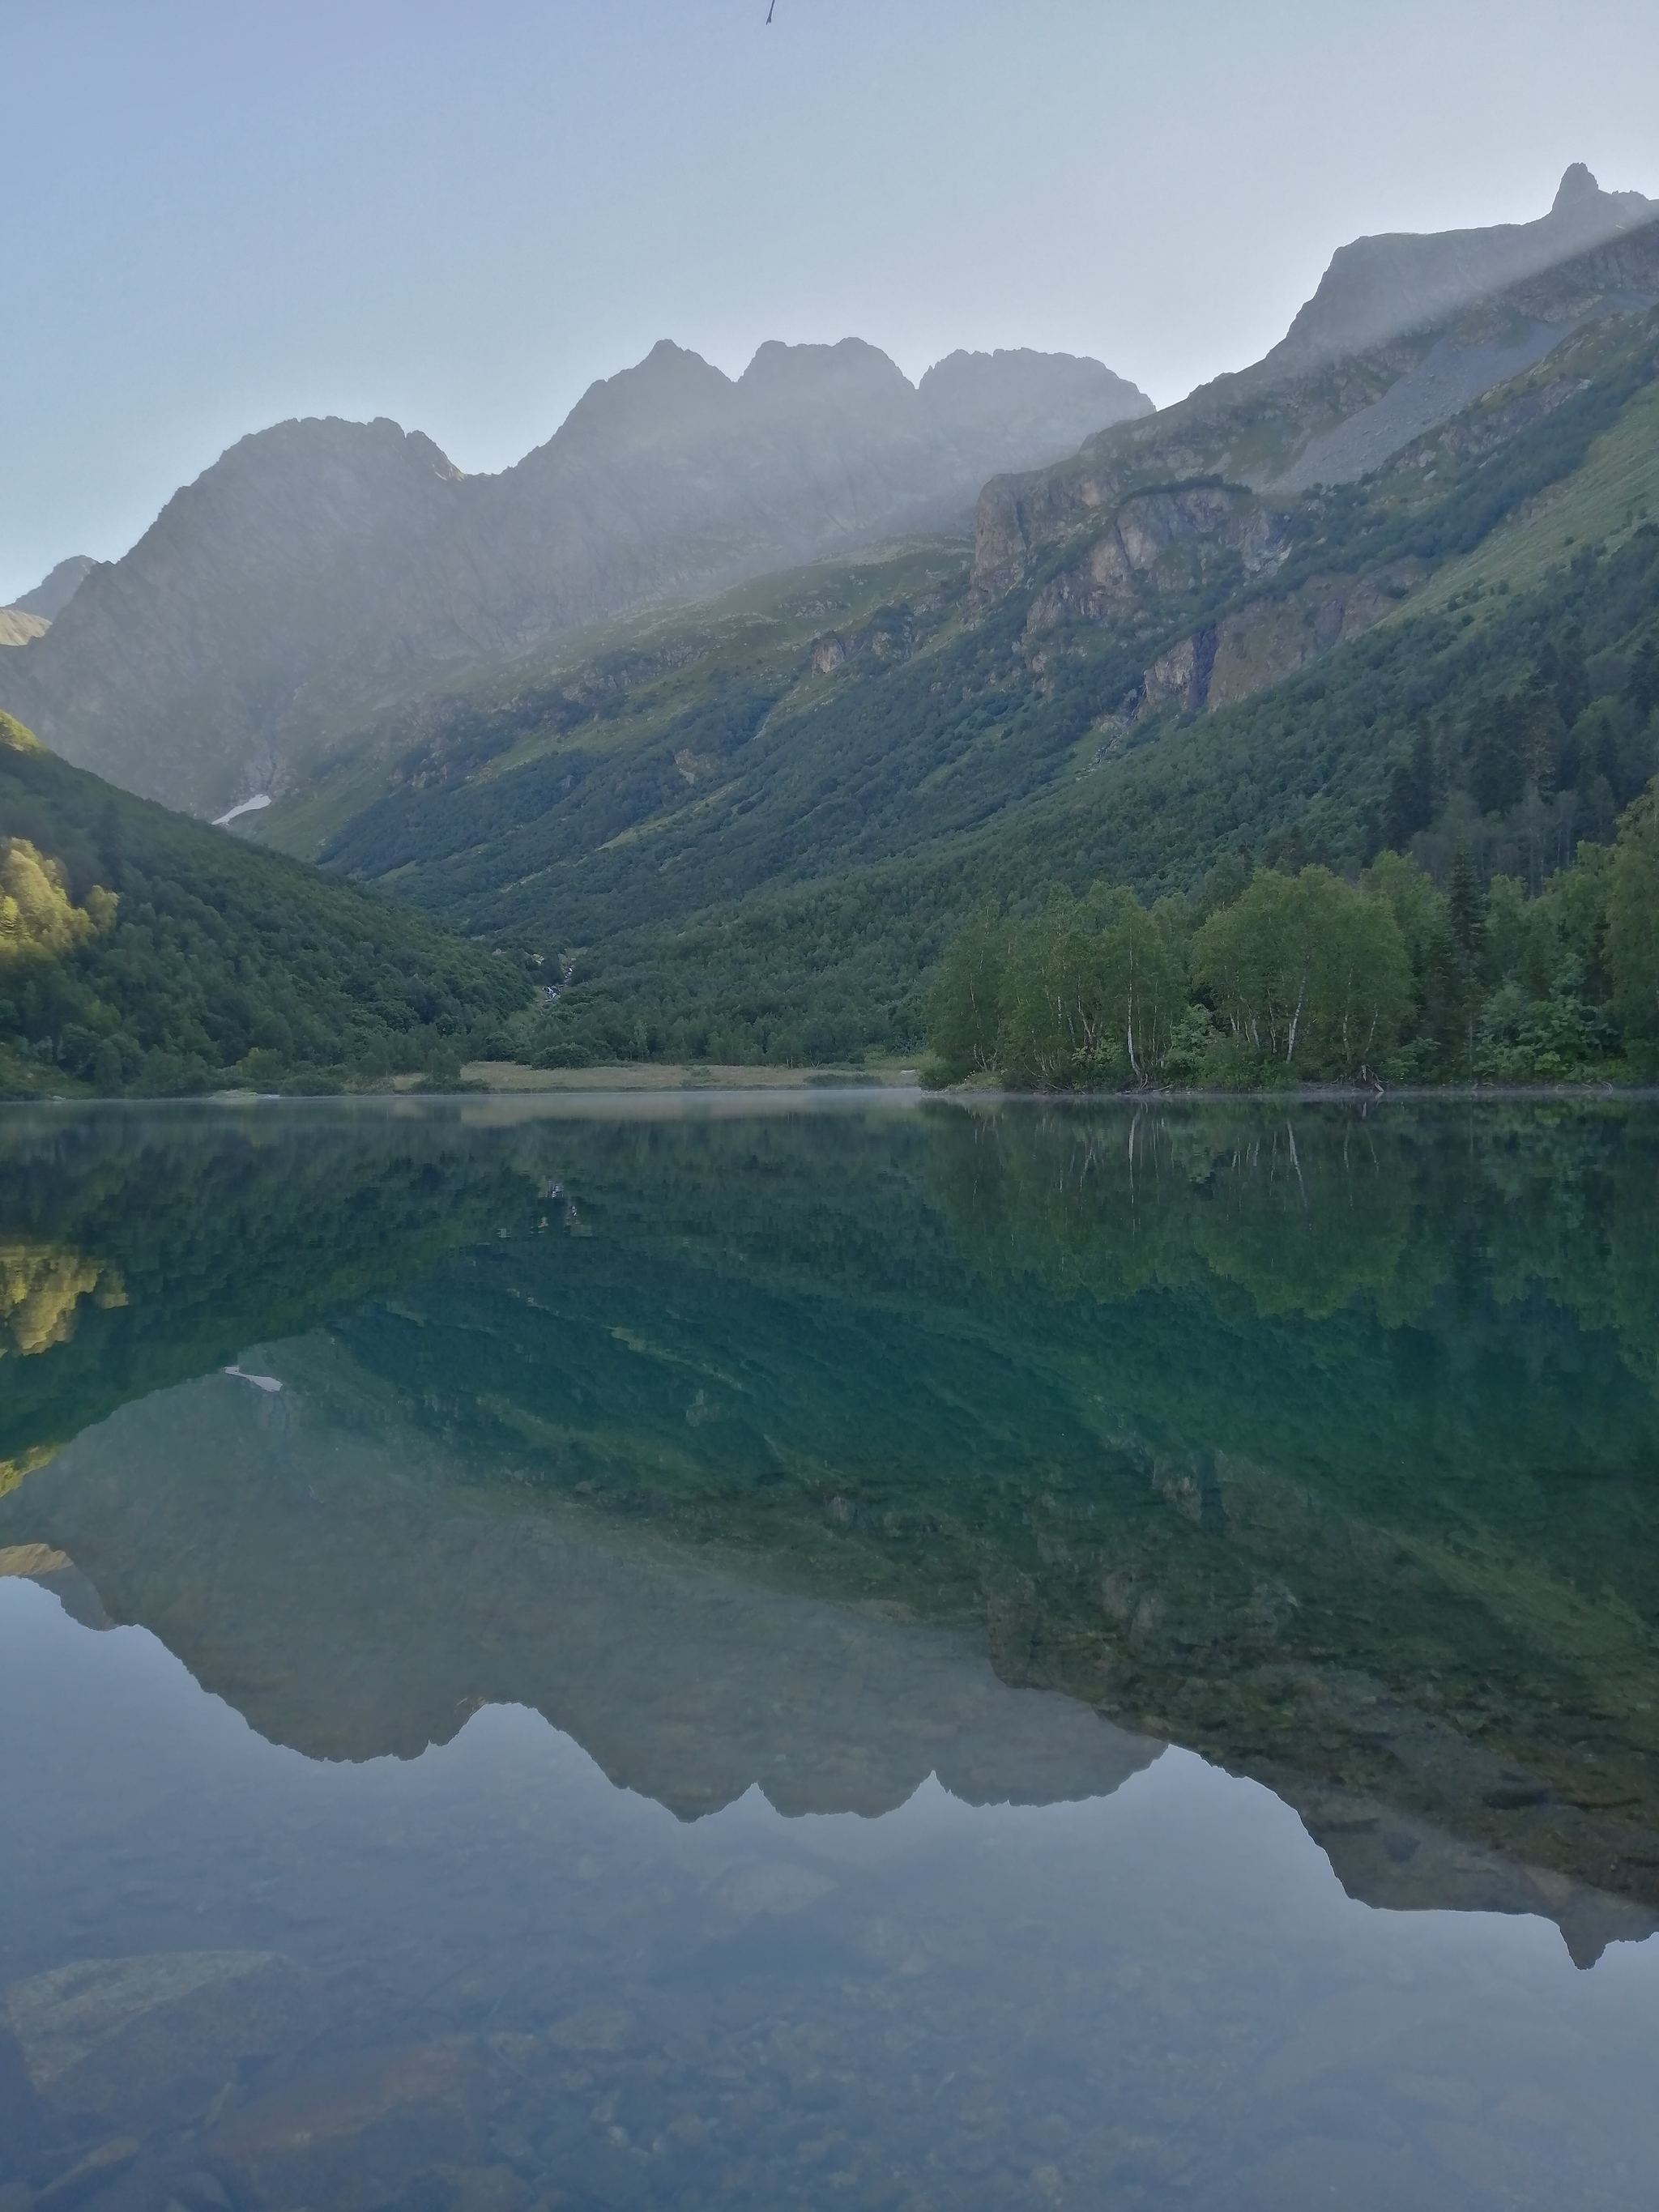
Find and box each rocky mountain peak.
[1554,161,1601,212]
[741,336,911,392]
[1265,163,1658,373]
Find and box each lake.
[2,1094,1657,2210]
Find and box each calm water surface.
[2,1096,1657,2210]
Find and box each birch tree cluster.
[928,780,1659,1089]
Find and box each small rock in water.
[208,2038,484,2160]
[173,2170,232,2210]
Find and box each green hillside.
[0,711,530,1094]
[295,308,1659,1068]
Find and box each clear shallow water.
[2,1097,1658,2210]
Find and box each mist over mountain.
[972,176,1659,603]
[1263,164,1656,373]
[301,178,1659,1073]
[5,167,1653,839]
[0,342,1148,817]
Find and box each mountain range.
[0,343,1148,817]
[267,169,1657,1068]
[2,164,1658,1081]
[3,166,1653,829]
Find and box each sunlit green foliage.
[0,833,114,965]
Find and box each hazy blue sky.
[5,0,1657,601]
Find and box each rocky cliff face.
[975,189,1659,603]
[0,342,1149,818]
[970,189,1659,733]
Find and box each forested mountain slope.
[306,269,1659,1064]
[0,712,528,1094]
[0,343,1145,820]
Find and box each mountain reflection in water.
[2,1097,1659,2209]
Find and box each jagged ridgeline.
[0,347,1149,820]
[3,1101,1658,1957]
[0,711,531,1093]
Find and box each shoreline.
[451,1060,920,1092]
[2,1057,1656,1110]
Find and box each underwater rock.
[2,1951,326,2131]
[206,2039,491,2204]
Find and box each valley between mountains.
[3,165,1659,1091]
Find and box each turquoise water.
[2,1096,1657,2209]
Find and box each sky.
[4,0,1657,603]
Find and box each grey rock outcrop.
[0,610,49,650]
[973,180,1659,603]
[969,178,1659,752]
